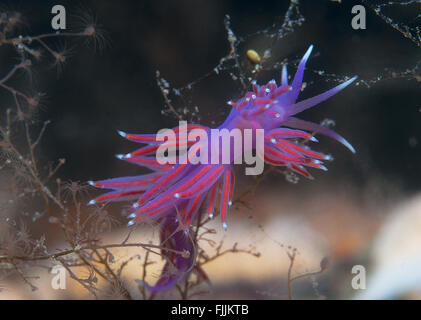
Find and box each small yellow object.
[246,49,261,64]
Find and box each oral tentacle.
[287,44,313,105]
[283,117,356,153]
[289,76,358,116]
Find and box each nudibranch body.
[89,45,357,296]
